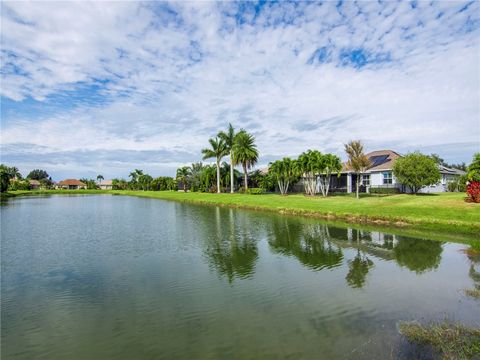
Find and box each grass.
[4,190,480,246]
[399,321,480,360]
[464,289,480,299]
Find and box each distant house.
[56,179,87,190]
[98,180,113,190]
[331,150,465,194]
[28,179,41,189]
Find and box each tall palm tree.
[218,123,236,193]
[97,174,104,183]
[202,137,227,193]
[233,130,259,191]
[344,140,371,199]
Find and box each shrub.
[369,187,400,194]
[447,180,458,192]
[247,187,265,195]
[393,152,440,194]
[8,180,31,191]
[466,181,480,203]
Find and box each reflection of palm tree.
[203,206,258,282]
[269,221,343,271]
[346,250,374,289]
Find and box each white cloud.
[1,1,479,178]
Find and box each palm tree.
[97,174,104,183]
[233,130,259,191]
[218,123,236,193]
[344,140,371,199]
[176,166,191,191]
[202,137,227,193]
[9,166,21,180]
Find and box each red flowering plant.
[466,181,480,203]
[465,153,480,203]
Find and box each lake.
[1,195,479,359]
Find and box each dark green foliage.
[27,169,49,181]
[8,180,31,191]
[246,187,265,195]
[112,178,128,190]
[249,170,275,192]
[393,152,440,194]
[467,153,480,182]
[369,187,400,194]
[1,164,22,192]
[150,176,176,191]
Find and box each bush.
[447,180,458,192]
[247,187,265,195]
[466,181,480,203]
[8,180,30,191]
[369,187,400,195]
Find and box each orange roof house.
[57,179,87,190]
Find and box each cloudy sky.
[1,1,479,180]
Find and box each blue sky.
[1,1,479,180]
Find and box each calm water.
[1,195,479,359]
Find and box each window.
[382,171,393,185]
[361,174,370,186]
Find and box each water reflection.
[203,208,258,282]
[2,196,477,360]
[346,250,374,289]
[268,219,343,271]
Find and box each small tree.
[466,153,480,203]
[344,141,371,199]
[27,169,49,181]
[392,152,440,194]
[176,166,191,191]
[318,153,342,197]
[269,158,299,195]
[466,153,480,182]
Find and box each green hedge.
[369,187,400,194]
[247,188,266,195]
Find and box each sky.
[1,1,479,180]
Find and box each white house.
[98,180,113,190]
[334,150,465,194]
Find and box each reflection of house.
[331,150,465,193]
[28,179,41,189]
[56,179,87,190]
[98,180,113,190]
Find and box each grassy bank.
[4,190,480,245]
[399,322,480,359]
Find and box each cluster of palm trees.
[269,150,343,197]
[178,124,259,193]
[111,169,176,191]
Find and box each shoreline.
[3,189,480,247]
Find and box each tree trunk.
[356,173,360,199]
[230,151,234,193]
[216,159,221,193]
[243,163,248,191]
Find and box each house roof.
[342,150,401,172]
[28,180,40,185]
[58,179,86,186]
[98,180,113,186]
[438,165,466,175]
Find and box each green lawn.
[5,190,480,245]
